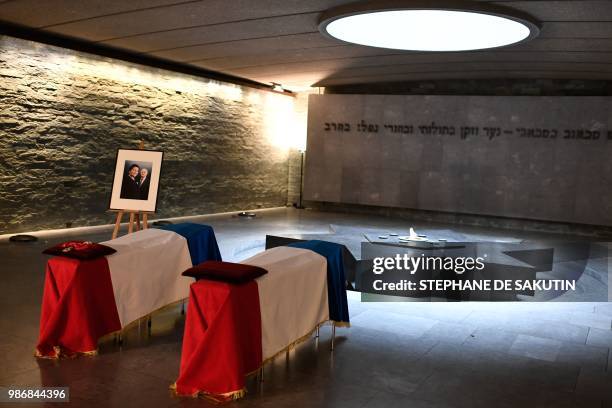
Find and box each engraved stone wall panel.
[305,94,612,226]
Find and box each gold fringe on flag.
[170,383,247,403]
[34,297,189,360]
[34,346,98,359]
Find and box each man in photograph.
[120,164,141,199]
[138,167,151,200]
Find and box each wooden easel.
[111,141,153,239]
[111,210,151,239]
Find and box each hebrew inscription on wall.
[304,94,612,226]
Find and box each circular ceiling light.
[319,1,540,52]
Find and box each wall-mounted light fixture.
[319,0,540,52]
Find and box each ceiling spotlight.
[271,83,284,92]
[319,0,540,52]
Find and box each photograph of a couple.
[120,161,152,201]
[109,148,163,213]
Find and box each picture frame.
[109,149,164,212]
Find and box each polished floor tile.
[556,342,609,371]
[508,334,562,362]
[461,328,518,353]
[586,327,612,348]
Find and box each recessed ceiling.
[1,0,612,91]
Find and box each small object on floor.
[237,211,256,218]
[153,220,173,226]
[389,233,398,236]
[9,234,38,242]
[378,235,388,239]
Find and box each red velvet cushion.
[43,241,116,260]
[182,261,267,284]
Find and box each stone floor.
[0,207,610,407]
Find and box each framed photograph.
[109,149,164,212]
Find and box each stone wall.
[310,79,612,232]
[0,35,297,234]
[304,93,612,227]
[285,91,315,206]
[286,149,302,206]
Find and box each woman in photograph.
[120,164,141,199]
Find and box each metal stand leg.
[331,322,335,351]
[147,317,152,336]
[259,366,264,383]
[181,301,185,315]
[118,332,123,346]
[315,326,320,338]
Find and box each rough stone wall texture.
[286,149,302,206]
[0,36,296,234]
